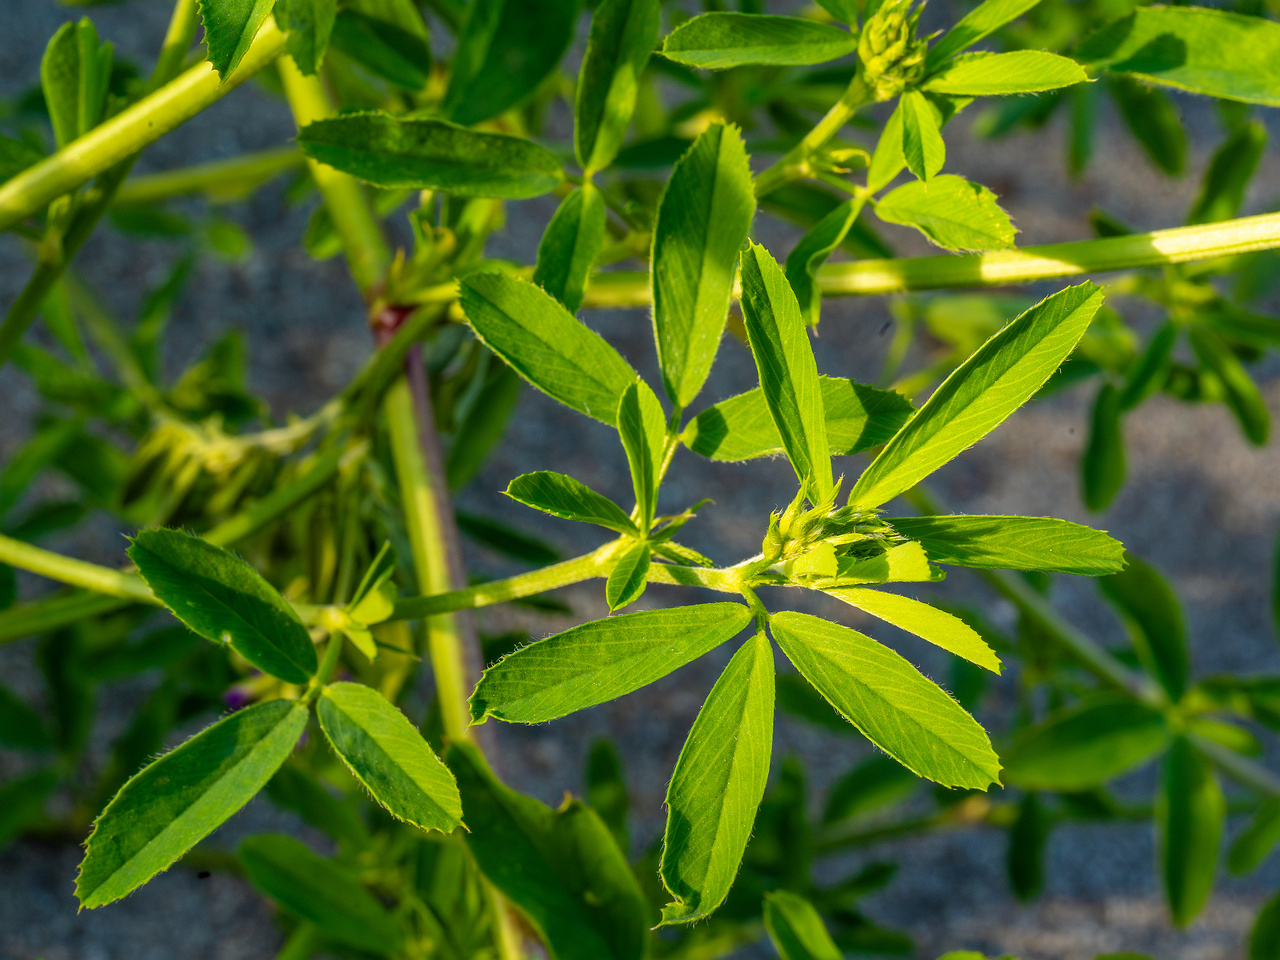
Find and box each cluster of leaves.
[2,0,1280,959]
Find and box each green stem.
[1190,734,1280,797]
[753,74,873,198]
[0,0,229,370]
[387,546,749,621]
[571,209,1280,308]
[0,19,285,234]
[979,567,1162,705]
[384,376,474,742]
[311,627,346,691]
[277,57,390,296]
[390,545,618,620]
[113,146,304,207]
[0,592,130,647]
[0,534,156,603]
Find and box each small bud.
[858,0,928,100]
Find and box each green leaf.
[0,769,59,852]
[660,13,857,70]
[901,91,945,181]
[456,510,559,566]
[1007,793,1050,901]
[128,528,317,683]
[682,376,913,462]
[1229,798,1280,876]
[461,272,637,424]
[533,184,607,314]
[76,699,307,908]
[297,113,564,197]
[443,0,579,125]
[652,123,755,409]
[1190,326,1270,445]
[1159,737,1224,927]
[764,890,843,960]
[1189,122,1266,225]
[447,364,522,491]
[617,379,667,531]
[661,631,774,925]
[927,0,1043,68]
[274,0,337,74]
[822,754,919,823]
[1001,697,1169,791]
[874,175,1016,253]
[739,243,832,500]
[923,51,1087,95]
[851,283,1104,508]
[329,8,431,90]
[41,18,114,149]
[317,682,461,833]
[1083,383,1126,512]
[240,834,402,953]
[265,763,369,850]
[447,741,650,960]
[199,0,275,80]
[1097,558,1186,704]
[887,515,1125,575]
[770,611,1000,789]
[868,98,906,193]
[505,471,637,535]
[471,603,752,723]
[585,738,630,853]
[0,682,52,751]
[785,197,868,325]
[1079,6,1280,106]
[1119,323,1176,411]
[1253,892,1280,960]
[345,540,398,627]
[576,0,661,173]
[1107,77,1185,177]
[824,588,1001,672]
[605,542,650,611]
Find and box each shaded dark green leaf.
[274,0,337,75]
[1099,554,1188,702]
[241,834,402,952]
[199,0,274,80]
[764,890,843,960]
[1190,326,1270,445]
[661,14,857,70]
[1083,383,1126,512]
[128,528,317,683]
[298,113,564,197]
[576,0,661,173]
[443,0,579,125]
[1159,737,1224,927]
[1189,122,1266,225]
[1002,697,1169,791]
[533,184,606,314]
[447,741,650,960]
[329,8,431,90]
[617,379,667,532]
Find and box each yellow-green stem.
[384,377,473,742]
[277,57,390,295]
[113,146,304,207]
[0,534,155,603]
[0,19,286,233]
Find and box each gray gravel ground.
[2,1,1280,958]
